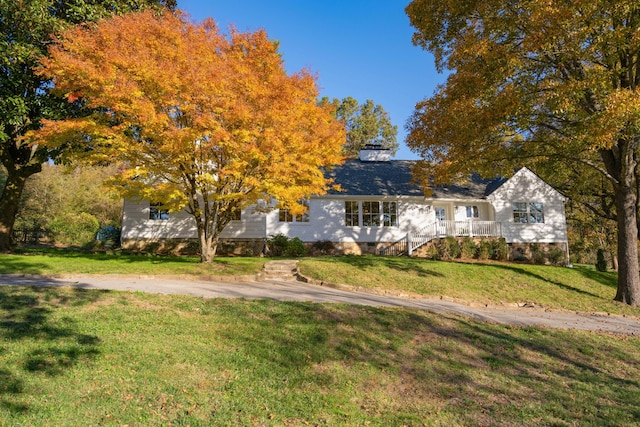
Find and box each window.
[528,202,544,223]
[345,201,359,226]
[345,201,398,227]
[513,202,544,223]
[279,209,293,222]
[362,201,381,226]
[383,201,398,226]
[465,205,479,218]
[279,200,309,223]
[435,207,446,221]
[149,202,169,220]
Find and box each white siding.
[120,199,267,240]
[267,197,432,243]
[121,167,568,247]
[487,168,567,243]
[121,199,197,240]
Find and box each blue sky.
[178,0,446,160]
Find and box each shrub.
[425,244,439,260]
[546,247,565,265]
[267,234,307,257]
[286,237,307,257]
[530,243,547,264]
[96,225,121,248]
[492,238,509,261]
[436,237,461,260]
[49,212,100,245]
[478,240,492,260]
[460,237,477,259]
[311,240,335,255]
[144,241,161,254]
[267,234,290,256]
[596,249,608,272]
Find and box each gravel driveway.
[2,274,639,336]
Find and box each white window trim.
[279,200,310,224]
[513,202,545,224]
[345,200,398,227]
[149,202,169,221]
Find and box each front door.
[435,207,447,236]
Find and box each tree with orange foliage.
[34,10,345,262]
[406,0,640,305]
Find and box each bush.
[460,237,477,259]
[267,234,289,256]
[530,243,546,264]
[425,244,439,260]
[311,240,335,255]
[478,240,492,260]
[492,238,509,261]
[596,249,608,272]
[49,212,100,245]
[286,237,307,257]
[96,225,120,248]
[267,234,307,257]
[436,237,461,260]
[546,247,565,265]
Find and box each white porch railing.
[379,220,502,256]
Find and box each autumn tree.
[405,0,640,305]
[0,0,175,252]
[325,96,398,157]
[34,10,345,262]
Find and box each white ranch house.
[120,147,569,260]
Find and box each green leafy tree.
[327,96,398,157]
[13,164,122,245]
[406,0,640,305]
[0,0,175,252]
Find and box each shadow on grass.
[0,285,104,413]
[478,262,606,299]
[573,265,618,289]
[324,255,444,278]
[213,299,640,425]
[14,247,200,263]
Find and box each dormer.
[358,144,391,162]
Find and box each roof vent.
[358,144,391,162]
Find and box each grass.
[1,285,639,426]
[1,249,638,317]
[0,248,265,277]
[1,249,637,317]
[298,256,640,318]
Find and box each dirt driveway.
[1,274,639,336]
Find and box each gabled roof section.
[324,160,504,199]
[487,167,567,201]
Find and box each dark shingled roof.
[325,160,503,199]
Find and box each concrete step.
[261,260,299,281]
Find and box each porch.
[379,220,502,256]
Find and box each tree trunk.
[614,184,640,305]
[0,165,40,252]
[200,239,218,263]
[601,142,640,306]
[196,216,218,264]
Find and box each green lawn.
[1,285,639,426]
[1,250,638,317]
[298,256,640,318]
[0,248,265,277]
